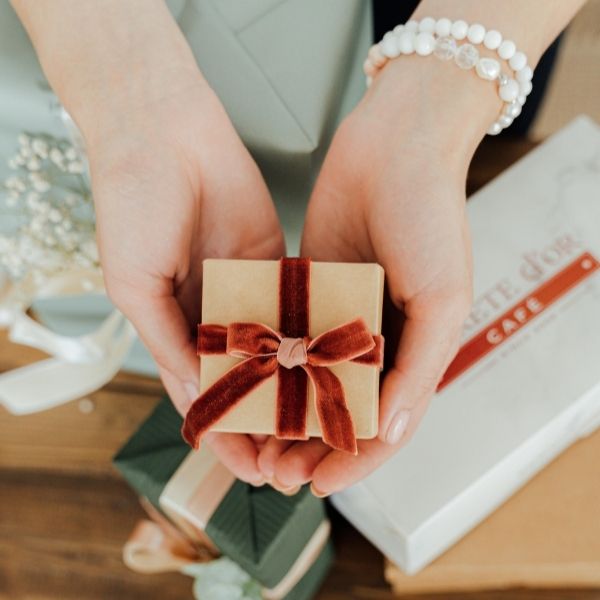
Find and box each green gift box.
[114,397,333,598]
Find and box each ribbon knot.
[277,337,308,369]
[183,258,384,455]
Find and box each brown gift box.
[199,259,384,439]
[385,427,600,594]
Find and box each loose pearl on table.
[484,30,502,50]
[467,23,486,44]
[498,40,516,60]
[455,43,479,69]
[397,31,416,54]
[435,17,452,37]
[516,65,533,82]
[509,51,527,71]
[450,20,469,40]
[476,57,501,81]
[487,122,502,136]
[520,79,533,96]
[499,78,519,102]
[405,20,419,32]
[415,32,436,56]
[419,17,436,33]
[434,36,457,61]
[381,32,401,58]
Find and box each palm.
[260,109,473,493]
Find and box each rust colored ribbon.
[182,258,384,454]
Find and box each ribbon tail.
[182,356,277,449]
[303,365,357,455]
[276,365,309,440]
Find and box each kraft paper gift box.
[331,116,600,574]
[114,397,333,596]
[385,426,600,593]
[182,258,384,454]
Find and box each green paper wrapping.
[113,397,330,590]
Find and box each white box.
[331,116,600,574]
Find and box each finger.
[379,296,467,446]
[158,366,193,416]
[310,438,396,496]
[204,432,264,486]
[257,437,295,481]
[272,439,332,487]
[111,287,200,410]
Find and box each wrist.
[359,54,500,167]
[16,0,207,145]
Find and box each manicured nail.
[184,381,199,402]
[271,476,300,495]
[249,476,266,487]
[310,482,330,499]
[385,409,411,445]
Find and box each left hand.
[257,55,500,495]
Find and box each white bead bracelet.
[364,18,534,135]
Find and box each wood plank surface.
[1,137,599,599]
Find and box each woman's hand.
[258,56,500,495]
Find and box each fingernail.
[271,476,299,495]
[184,381,199,402]
[249,476,266,487]
[259,460,275,480]
[385,409,411,445]
[310,482,330,499]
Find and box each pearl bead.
[405,20,419,32]
[381,33,400,58]
[516,65,533,82]
[451,20,469,40]
[509,51,527,71]
[499,78,519,102]
[498,40,516,60]
[415,32,435,56]
[397,31,416,54]
[455,43,479,70]
[435,17,452,37]
[467,23,486,44]
[520,80,533,96]
[505,102,522,118]
[487,122,502,136]
[434,36,457,61]
[476,57,501,81]
[517,95,527,105]
[393,24,405,35]
[363,59,377,77]
[498,115,513,128]
[368,44,387,67]
[484,30,502,50]
[419,17,436,33]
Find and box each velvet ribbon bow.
[182,258,384,454]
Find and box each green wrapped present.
[114,397,333,598]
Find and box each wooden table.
[2,138,599,600]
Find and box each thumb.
[110,285,199,412]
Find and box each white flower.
[18,133,30,146]
[67,161,84,174]
[32,179,51,193]
[27,158,41,171]
[48,208,62,223]
[31,138,49,158]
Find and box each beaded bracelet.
[364,18,534,135]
